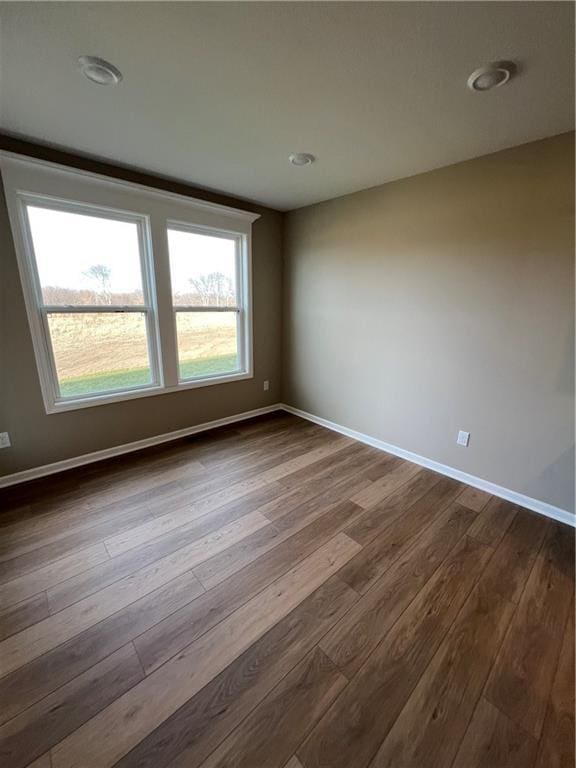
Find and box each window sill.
[45,370,254,414]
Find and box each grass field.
[49,312,238,397]
[58,354,239,396]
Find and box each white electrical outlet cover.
[457,430,470,447]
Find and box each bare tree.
[83,264,112,305]
[188,272,234,306]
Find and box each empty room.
[0,2,574,767]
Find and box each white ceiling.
[0,2,573,210]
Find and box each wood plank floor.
[0,412,573,768]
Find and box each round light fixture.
[78,55,123,85]
[289,153,315,167]
[467,61,516,92]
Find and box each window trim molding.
[1,152,259,414]
[0,151,262,224]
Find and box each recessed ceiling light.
[289,153,315,167]
[467,61,516,92]
[78,55,123,86]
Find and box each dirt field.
[47,312,238,396]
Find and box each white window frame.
[1,153,259,414]
[166,221,250,384]
[18,193,163,406]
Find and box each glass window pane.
[167,229,237,307]
[47,313,153,397]
[176,312,239,380]
[27,206,145,306]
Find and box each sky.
[27,206,237,299]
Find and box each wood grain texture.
[51,535,361,768]
[0,570,204,724]
[1,512,267,675]
[368,512,549,768]
[0,413,569,768]
[0,592,49,641]
[350,460,422,509]
[479,511,548,604]
[47,487,279,612]
[193,496,363,590]
[467,496,517,546]
[134,500,365,675]
[117,576,357,768]
[485,521,574,738]
[338,476,463,594]
[0,643,143,768]
[535,601,575,768]
[298,534,491,768]
[272,441,386,494]
[0,503,161,584]
[200,648,347,768]
[103,437,350,557]
[0,480,185,566]
[26,755,52,768]
[452,697,539,768]
[320,503,479,677]
[457,485,492,512]
[344,469,442,546]
[0,543,109,609]
[253,452,368,522]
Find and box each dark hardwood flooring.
[0,412,573,768]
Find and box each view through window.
[6,169,255,413]
[167,227,241,381]
[26,205,157,398]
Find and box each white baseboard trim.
[0,404,283,490]
[280,403,575,528]
[2,400,573,528]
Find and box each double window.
[2,155,257,412]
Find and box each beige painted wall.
[284,133,575,514]
[0,163,283,477]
